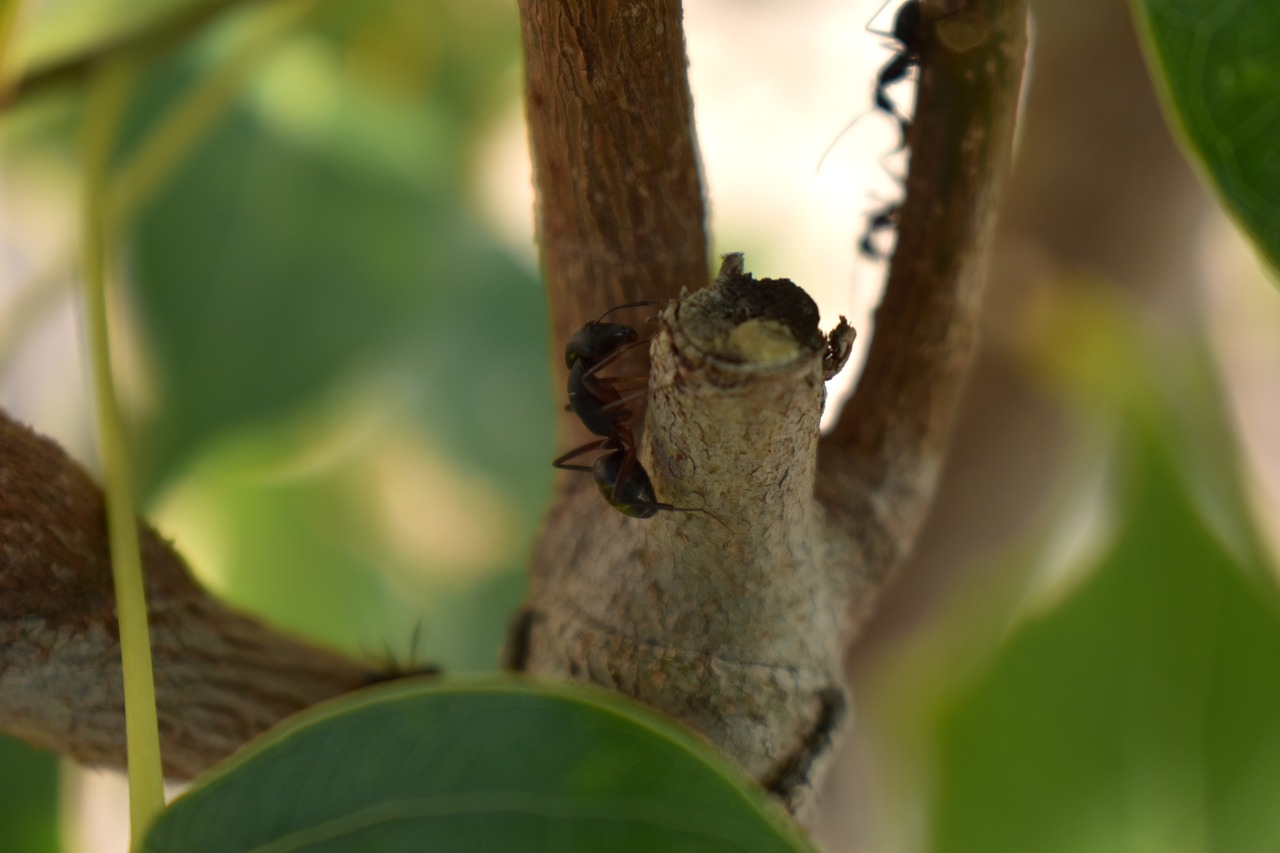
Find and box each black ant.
[553,301,712,521]
[563,300,656,439]
[870,0,925,151]
[855,1,932,261]
[858,200,900,260]
[554,434,686,519]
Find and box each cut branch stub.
[646,252,827,530]
[520,254,856,820]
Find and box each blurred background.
[1,0,1277,851]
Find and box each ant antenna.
[864,0,898,38]
[595,300,661,323]
[816,111,876,174]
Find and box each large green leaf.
[1132,0,1280,273]
[141,680,815,852]
[930,425,1280,852]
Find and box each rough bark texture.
[0,0,1030,830]
[519,0,707,432]
[522,255,855,818]
[0,412,379,779]
[516,0,1029,821]
[821,0,1030,632]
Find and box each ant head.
[892,0,921,44]
[565,322,640,369]
[564,301,660,368]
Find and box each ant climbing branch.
[554,301,714,521]
[857,0,965,261]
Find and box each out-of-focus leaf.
[153,407,531,666]
[102,0,548,671]
[141,680,816,853]
[9,0,212,77]
[0,737,59,853]
[929,406,1280,850]
[116,3,550,506]
[1132,0,1280,274]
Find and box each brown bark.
[519,0,707,397]
[820,0,1030,631]
[521,255,856,819]
[0,0,1030,828]
[516,0,1029,822]
[0,412,378,779]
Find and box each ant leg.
[553,439,609,471]
[579,336,651,383]
[597,375,648,393]
[627,500,732,530]
[564,387,647,426]
[874,53,916,123]
[592,388,647,414]
[859,202,900,260]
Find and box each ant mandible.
[553,301,706,520]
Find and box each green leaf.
[9,0,210,77]
[119,16,551,500]
[1131,0,1280,273]
[930,428,1280,853]
[0,737,59,853]
[141,680,815,853]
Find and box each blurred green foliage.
[856,289,1280,853]
[933,428,1280,853]
[0,737,59,853]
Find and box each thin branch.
[0,412,379,779]
[820,0,1030,624]
[518,0,707,444]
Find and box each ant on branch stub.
[553,301,707,521]
[553,265,855,521]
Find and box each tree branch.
[523,254,854,821]
[518,0,707,428]
[820,0,1030,629]
[512,0,1028,822]
[510,0,1030,821]
[0,412,379,779]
